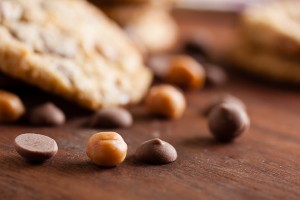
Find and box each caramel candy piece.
[86,132,127,167]
[165,55,205,89]
[145,85,186,119]
[0,90,25,122]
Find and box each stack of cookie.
[89,0,179,55]
[229,1,300,84]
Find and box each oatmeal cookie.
[103,5,178,54]
[0,0,152,110]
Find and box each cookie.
[241,1,300,57]
[230,40,300,84]
[0,0,152,110]
[91,0,178,6]
[228,1,300,84]
[102,5,179,54]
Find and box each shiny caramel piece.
[0,90,25,122]
[145,85,186,119]
[164,55,205,89]
[86,132,127,167]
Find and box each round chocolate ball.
[208,103,250,142]
[202,94,246,117]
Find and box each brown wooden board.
[0,11,300,200]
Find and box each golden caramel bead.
[86,132,127,167]
[0,90,25,122]
[164,55,205,89]
[145,85,186,119]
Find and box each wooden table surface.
[1,10,300,200]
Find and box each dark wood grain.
[1,11,300,200]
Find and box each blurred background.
[88,0,300,88]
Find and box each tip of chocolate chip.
[135,138,177,165]
[14,133,58,163]
[89,107,133,128]
[183,36,212,62]
[208,102,250,142]
[202,94,246,117]
[28,102,66,126]
[146,55,171,79]
[205,64,228,87]
[152,138,164,145]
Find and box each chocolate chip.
[14,133,58,163]
[183,38,211,62]
[202,94,245,117]
[208,103,250,142]
[89,107,133,128]
[135,138,177,165]
[205,64,228,87]
[28,102,66,126]
[147,54,171,79]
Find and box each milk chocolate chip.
[28,102,66,126]
[147,54,171,79]
[205,64,228,87]
[135,138,177,165]
[208,103,250,142]
[184,38,210,61]
[14,133,58,162]
[89,107,133,128]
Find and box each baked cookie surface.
[241,0,300,57]
[103,5,178,54]
[229,1,300,84]
[230,41,300,84]
[92,0,177,6]
[0,0,152,110]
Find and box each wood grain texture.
[1,11,300,200]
